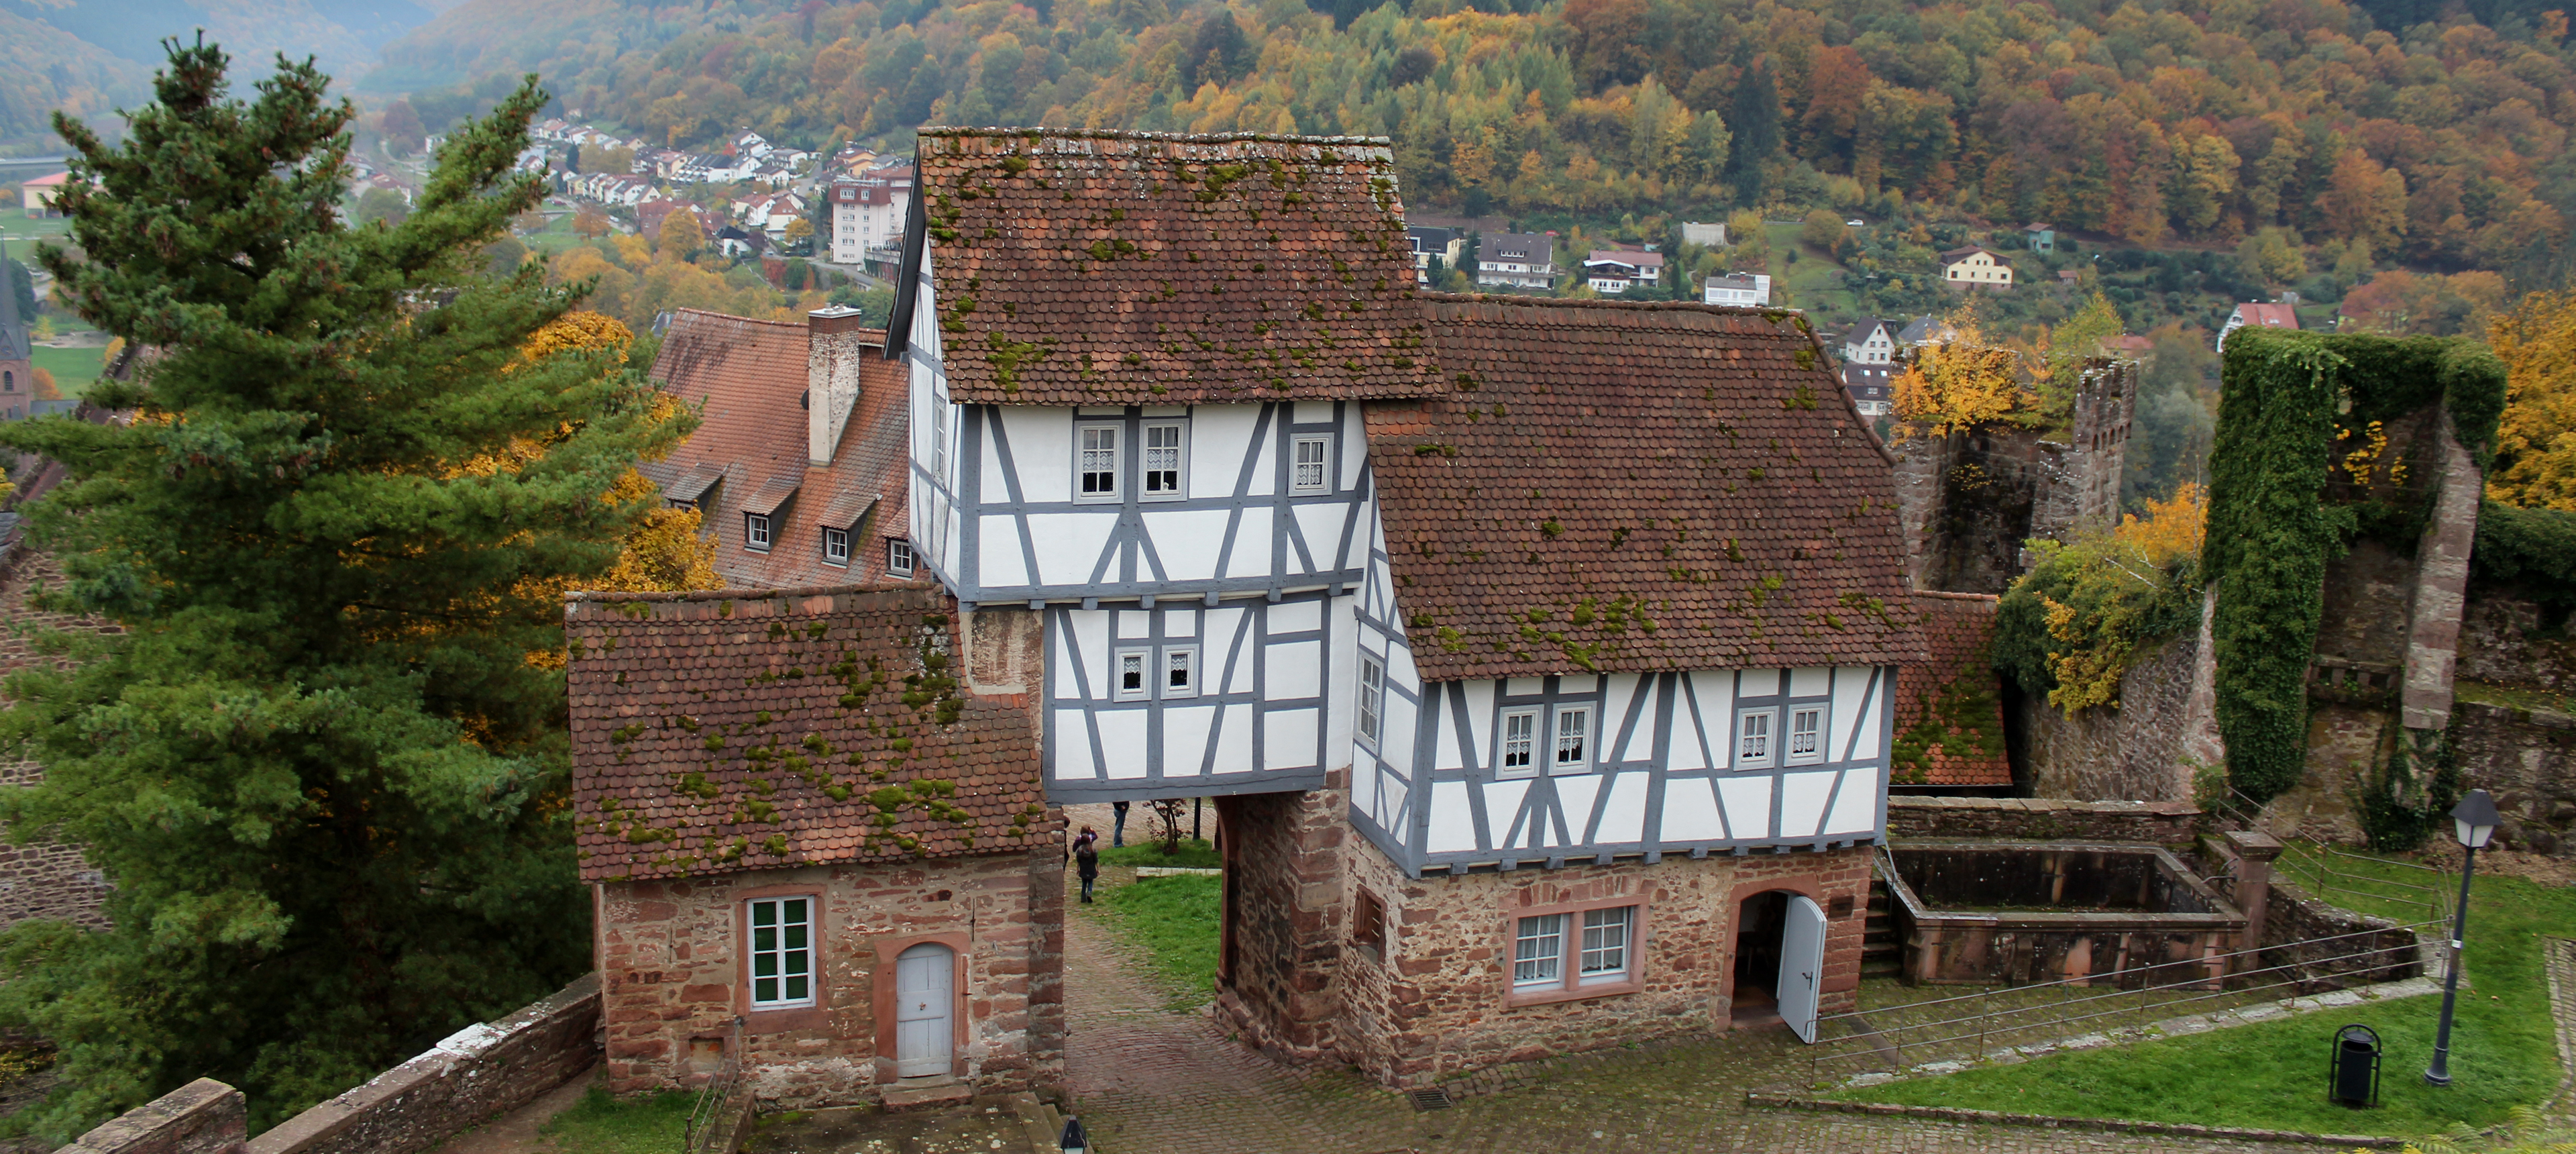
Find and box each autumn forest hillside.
[375,0,2576,285]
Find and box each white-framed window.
[1513,913,1565,987]
[1513,904,1640,996]
[1291,434,1331,493]
[1579,906,1632,984]
[888,539,916,576]
[1736,709,1776,770]
[1142,421,1186,500]
[1114,649,1149,702]
[1497,709,1538,778]
[1162,646,1198,699]
[1076,423,1120,501]
[822,526,850,566]
[1787,704,1826,766]
[745,512,773,552]
[1358,654,1385,746]
[1551,705,1593,773]
[747,896,814,1008]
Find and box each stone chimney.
[807,305,870,466]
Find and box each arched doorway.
[894,942,956,1078]
[1731,889,1827,1043]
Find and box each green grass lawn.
[1099,873,1222,1010]
[30,344,107,396]
[1097,836,1220,870]
[537,1086,696,1154]
[1831,852,2574,1137]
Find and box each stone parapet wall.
[0,549,116,929]
[248,976,600,1154]
[64,1080,245,1154]
[2257,880,2428,989]
[1885,796,2200,844]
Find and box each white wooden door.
[895,943,955,1078]
[1776,895,1827,1044]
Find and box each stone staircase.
[1861,880,1902,978]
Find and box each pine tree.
[0,40,685,1137]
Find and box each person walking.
[1073,827,1100,904]
[1111,800,1130,847]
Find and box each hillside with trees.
[378,0,2575,285]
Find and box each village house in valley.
[892,127,1927,1084]
[1938,245,2012,288]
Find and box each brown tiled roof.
[566,586,1050,883]
[906,127,1445,405]
[643,309,913,588]
[1892,591,2012,787]
[1372,295,1925,680]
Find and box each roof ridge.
[570,579,938,604]
[918,125,1391,146]
[665,307,811,331]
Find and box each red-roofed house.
[20,171,67,218]
[566,586,1063,1106]
[642,307,916,588]
[2218,301,2299,352]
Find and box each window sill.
[1505,978,1641,1008]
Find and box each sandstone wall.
[2259,880,2427,989]
[1884,796,2200,844]
[595,849,1064,1106]
[1889,359,2134,595]
[2457,590,2576,694]
[2017,607,2220,804]
[1333,846,1872,1088]
[246,977,599,1154]
[2448,699,2576,855]
[0,549,114,929]
[1212,774,1351,1064]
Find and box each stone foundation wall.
[0,549,115,929]
[247,977,600,1154]
[1884,796,2200,844]
[595,849,1064,1106]
[1334,846,1873,1088]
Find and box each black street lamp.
[2424,788,2501,1088]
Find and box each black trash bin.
[2328,1024,2381,1107]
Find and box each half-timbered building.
[892,127,1925,1087]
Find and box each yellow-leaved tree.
[1891,305,2033,438]
[2486,289,2576,511]
[461,311,720,612]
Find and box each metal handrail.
[1805,918,2440,1085]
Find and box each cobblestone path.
[1057,862,2325,1154]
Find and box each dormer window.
[745,512,773,552]
[822,525,850,566]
